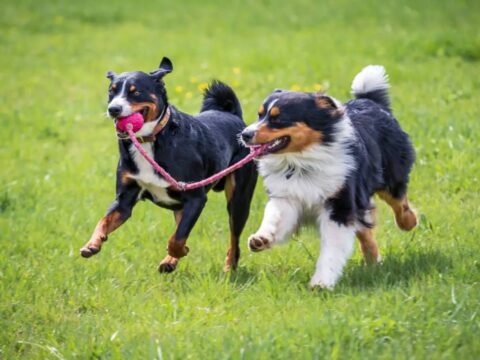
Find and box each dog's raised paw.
[80,246,100,258]
[248,234,272,252]
[158,256,179,273]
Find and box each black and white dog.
[80,57,258,273]
[241,65,417,289]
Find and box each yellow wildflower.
[198,82,209,92]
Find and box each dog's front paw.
[80,237,106,258]
[309,273,335,291]
[80,246,101,258]
[248,234,273,252]
[158,255,179,273]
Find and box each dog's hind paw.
[158,256,179,273]
[248,234,272,252]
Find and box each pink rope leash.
[126,124,265,191]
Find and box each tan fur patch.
[86,210,124,249]
[129,85,136,92]
[356,228,379,264]
[167,237,189,258]
[377,191,417,231]
[131,102,158,122]
[224,235,239,272]
[315,96,344,117]
[253,122,323,153]
[121,171,133,185]
[269,106,280,117]
[224,174,236,202]
[258,105,266,116]
[111,84,117,90]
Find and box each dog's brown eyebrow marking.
[111,84,117,90]
[129,85,136,92]
[269,106,280,117]
[258,105,266,116]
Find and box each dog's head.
[106,57,173,123]
[241,90,345,154]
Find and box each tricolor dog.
[80,57,258,273]
[241,65,417,289]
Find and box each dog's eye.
[134,91,140,96]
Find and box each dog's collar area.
[117,106,171,143]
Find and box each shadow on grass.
[341,248,453,290]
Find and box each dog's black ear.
[106,70,117,81]
[273,88,284,93]
[150,57,173,80]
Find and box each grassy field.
[1,0,480,358]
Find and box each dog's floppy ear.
[150,57,173,80]
[315,94,344,117]
[106,70,117,81]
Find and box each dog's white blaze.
[310,210,356,289]
[129,143,180,206]
[108,82,133,117]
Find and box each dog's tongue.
[116,112,144,133]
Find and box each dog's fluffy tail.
[200,80,243,118]
[351,65,391,110]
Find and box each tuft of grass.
[1,0,480,358]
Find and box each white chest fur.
[258,119,356,210]
[128,142,180,206]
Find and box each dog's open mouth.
[249,136,290,155]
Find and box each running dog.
[80,57,258,273]
[241,65,417,289]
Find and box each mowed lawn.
[1,0,479,358]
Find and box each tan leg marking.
[158,210,185,273]
[378,191,418,231]
[224,234,239,272]
[80,211,124,257]
[224,174,236,203]
[356,228,380,264]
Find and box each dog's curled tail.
[351,65,391,111]
[201,80,243,118]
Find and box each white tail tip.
[351,65,389,96]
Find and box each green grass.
[1,0,480,358]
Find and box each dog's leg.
[356,202,381,264]
[310,210,355,290]
[248,197,300,252]
[356,228,381,264]
[224,164,258,271]
[158,210,183,273]
[378,191,417,231]
[159,190,207,273]
[80,183,140,258]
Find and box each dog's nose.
[241,129,255,143]
[108,105,122,118]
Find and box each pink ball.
[116,112,144,133]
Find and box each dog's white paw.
[247,233,273,252]
[309,272,336,291]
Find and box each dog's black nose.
[108,105,122,117]
[241,129,255,143]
